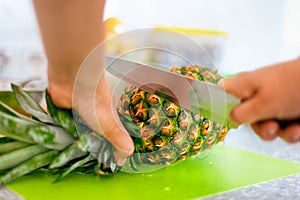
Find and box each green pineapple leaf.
[11,84,54,124]
[54,154,95,183]
[49,139,89,169]
[45,91,78,137]
[0,141,31,154]
[0,144,48,171]
[27,125,75,150]
[0,150,58,185]
[0,110,39,143]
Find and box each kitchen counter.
[1,125,300,200]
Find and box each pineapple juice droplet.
[163,186,171,191]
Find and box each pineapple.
[118,65,228,169]
[0,65,229,184]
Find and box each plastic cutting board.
[6,145,300,200]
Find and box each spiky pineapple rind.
[118,65,229,170]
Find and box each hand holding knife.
[105,56,300,143]
[105,56,240,128]
[218,58,300,143]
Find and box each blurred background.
[0,0,300,84]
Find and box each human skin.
[33,0,134,166]
[219,58,300,143]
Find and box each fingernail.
[267,128,277,136]
[116,157,128,166]
[114,148,132,166]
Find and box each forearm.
[33,0,134,161]
[33,0,105,85]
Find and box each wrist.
[47,82,73,109]
[46,64,79,108]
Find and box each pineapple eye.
[178,142,190,155]
[159,149,174,160]
[178,109,193,132]
[192,140,203,150]
[133,101,148,122]
[152,135,167,148]
[147,106,166,128]
[141,153,160,164]
[202,71,215,80]
[206,133,217,145]
[140,126,155,138]
[187,125,200,142]
[192,113,202,123]
[124,85,136,93]
[171,132,183,146]
[161,118,177,136]
[214,122,222,130]
[148,117,159,127]
[164,101,180,117]
[185,71,199,79]
[170,66,182,74]
[131,89,145,105]
[201,120,212,136]
[120,95,131,110]
[138,137,153,152]
[146,94,162,105]
[218,127,228,142]
[177,154,188,162]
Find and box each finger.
[114,146,133,166]
[96,108,134,166]
[251,120,279,141]
[103,122,134,166]
[277,123,300,143]
[229,94,275,125]
[77,78,135,166]
[218,72,257,100]
[229,97,260,125]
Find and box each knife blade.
[105,56,240,126]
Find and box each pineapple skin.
[118,65,229,166]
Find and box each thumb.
[218,71,261,125]
[218,72,258,100]
[102,119,134,166]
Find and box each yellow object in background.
[154,26,228,69]
[155,26,228,37]
[103,21,228,72]
[104,17,124,39]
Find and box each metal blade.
[105,56,240,125]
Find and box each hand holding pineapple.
[220,58,300,143]
[47,75,134,167]
[33,0,134,166]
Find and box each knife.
[105,56,240,127]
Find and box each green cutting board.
[6,145,300,200]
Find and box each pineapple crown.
[0,84,118,185]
